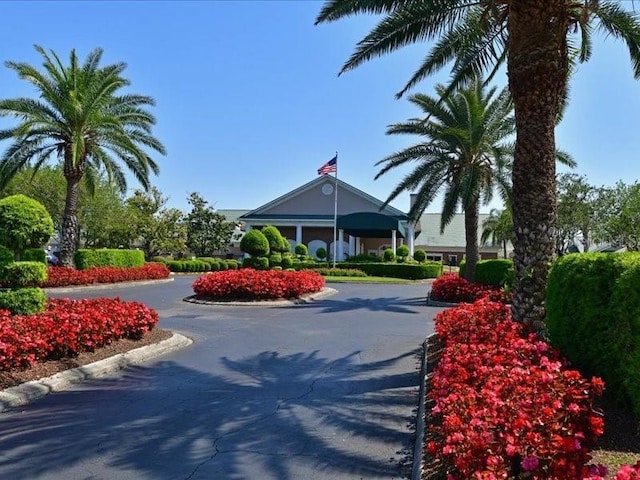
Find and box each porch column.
[356,237,361,255]
[407,224,415,256]
[338,229,345,261]
[348,235,355,257]
[296,224,303,245]
[391,230,397,254]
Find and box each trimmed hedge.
[336,261,442,279]
[0,287,46,315]
[474,259,514,287]
[2,261,48,288]
[547,252,640,417]
[311,267,367,277]
[22,248,47,264]
[74,249,145,269]
[0,245,14,266]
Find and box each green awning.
[337,212,406,238]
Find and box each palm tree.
[376,78,514,282]
[0,46,166,266]
[481,208,514,260]
[316,1,640,333]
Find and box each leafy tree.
[0,46,166,266]
[556,173,597,255]
[152,208,188,258]
[185,192,234,257]
[0,194,53,260]
[413,249,426,263]
[481,208,514,260]
[375,79,515,282]
[79,181,133,249]
[592,182,640,251]
[315,1,640,332]
[396,244,410,262]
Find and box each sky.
[0,1,639,215]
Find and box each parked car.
[45,250,59,265]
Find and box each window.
[426,254,442,262]
[448,255,458,266]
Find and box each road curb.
[183,286,338,306]
[412,335,430,480]
[0,332,193,412]
[43,276,175,294]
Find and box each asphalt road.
[0,276,441,480]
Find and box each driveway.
[0,276,441,480]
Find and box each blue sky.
[0,1,638,214]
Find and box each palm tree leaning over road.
[0,46,166,267]
[375,79,514,283]
[481,207,515,261]
[316,1,640,334]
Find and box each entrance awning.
[337,212,407,238]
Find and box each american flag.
[317,155,337,175]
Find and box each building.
[220,176,509,264]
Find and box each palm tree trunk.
[464,199,479,283]
[502,240,507,260]
[59,175,81,267]
[507,2,569,335]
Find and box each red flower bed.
[430,273,511,303]
[192,269,325,300]
[0,298,159,371]
[428,299,607,479]
[42,263,170,288]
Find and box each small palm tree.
[0,46,166,266]
[481,208,514,260]
[376,78,514,282]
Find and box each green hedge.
[312,267,367,277]
[547,252,640,417]
[74,249,145,269]
[474,259,514,287]
[0,287,46,315]
[167,260,212,272]
[2,261,48,288]
[22,248,47,264]
[0,245,14,266]
[335,261,442,279]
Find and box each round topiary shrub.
[315,247,327,262]
[269,252,282,268]
[281,254,293,269]
[294,244,308,257]
[383,248,395,262]
[413,249,426,263]
[0,287,46,315]
[262,226,288,254]
[240,230,270,257]
[396,245,410,262]
[2,261,48,288]
[0,194,54,260]
[0,245,14,267]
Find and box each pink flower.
[521,455,539,471]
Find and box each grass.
[323,275,417,284]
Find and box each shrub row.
[166,258,239,273]
[335,262,442,279]
[74,249,146,270]
[309,267,367,277]
[42,263,170,288]
[21,248,47,264]
[458,258,514,287]
[0,298,159,371]
[428,299,606,479]
[547,252,640,418]
[430,274,511,304]
[192,269,325,300]
[0,287,46,315]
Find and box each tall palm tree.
[376,78,514,282]
[316,1,640,334]
[481,207,514,260]
[0,46,166,266]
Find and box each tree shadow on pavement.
[0,347,421,480]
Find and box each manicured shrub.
[396,245,410,262]
[294,244,308,257]
[22,248,47,264]
[344,253,381,263]
[253,256,269,270]
[547,252,640,416]
[330,262,441,279]
[193,269,324,300]
[315,247,327,261]
[225,259,239,270]
[281,254,293,269]
[413,249,426,263]
[458,258,466,278]
[474,259,514,287]
[151,255,169,263]
[0,246,14,267]
[2,261,48,288]
[261,225,288,254]
[382,248,395,262]
[311,267,367,277]
[0,194,53,260]
[74,249,145,269]
[0,287,46,315]
[268,252,282,268]
[240,230,270,257]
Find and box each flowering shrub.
[41,263,170,288]
[430,273,511,303]
[428,298,607,479]
[0,298,159,371]
[192,268,325,300]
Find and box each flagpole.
[332,151,338,269]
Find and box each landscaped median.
[422,298,640,480]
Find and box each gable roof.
[239,176,408,221]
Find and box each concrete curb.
[183,286,339,306]
[0,332,193,412]
[412,335,431,480]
